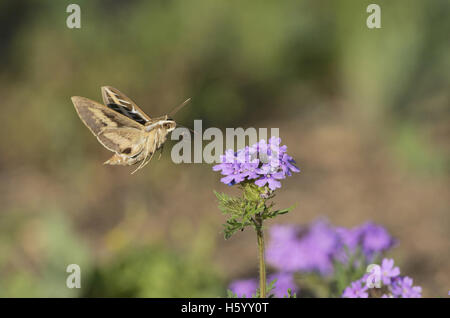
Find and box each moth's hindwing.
[101,86,152,125]
[98,127,146,156]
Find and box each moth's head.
[161,119,176,132]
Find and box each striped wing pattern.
[101,86,152,125]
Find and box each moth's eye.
[164,123,171,129]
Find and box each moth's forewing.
[101,86,152,125]
[71,96,143,135]
[72,96,147,157]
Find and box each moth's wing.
[97,127,146,156]
[101,86,152,125]
[71,96,143,137]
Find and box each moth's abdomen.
[104,153,127,166]
[104,151,147,166]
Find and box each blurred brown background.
[0,0,448,297]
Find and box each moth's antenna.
[169,98,191,117]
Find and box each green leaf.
[266,278,277,297]
[263,204,296,220]
[214,188,295,239]
[227,289,238,298]
[285,288,297,298]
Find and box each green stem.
[255,215,266,298]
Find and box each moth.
[71,86,190,174]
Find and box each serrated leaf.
[227,289,238,298]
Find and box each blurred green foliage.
[83,247,224,297]
[0,212,90,297]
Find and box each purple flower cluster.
[342,279,369,298]
[228,278,258,298]
[213,137,300,190]
[266,220,339,275]
[268,272,298,298]
[229,272,297,298]
[390,276,422,298]
[342,258,422,298]
[266,220,396,275]
[380,258,401,285]
[337,222,396,261]
[228,219,410,298]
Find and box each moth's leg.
[157,129,166,160]
[158,144,164,160]
[139,136,158,171]
[131,148,149,174]
[131,136,151,174]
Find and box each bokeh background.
[0,0,448,297]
